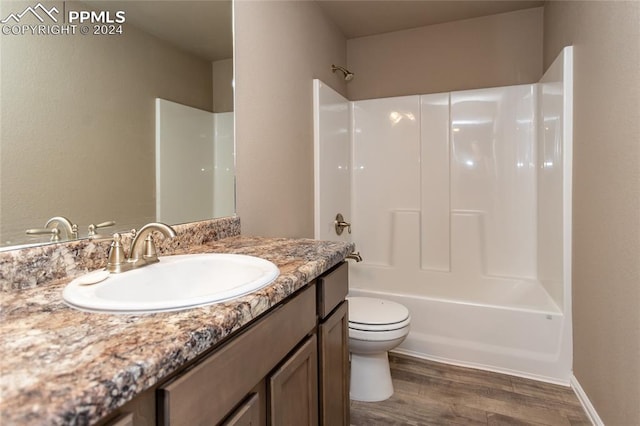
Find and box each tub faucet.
[346,251,363,262]
[106,222,177,273]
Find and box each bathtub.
[349,268,572,385]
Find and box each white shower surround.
[314,48,573,384]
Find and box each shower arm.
[331,64,354,81]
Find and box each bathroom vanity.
[108,262,349,426]
[0,223,353,426]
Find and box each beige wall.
[234,0,347,238]
[544,1,640,424]
[346,7,543,100]
[0,1,212,245]
[234,3,544,238]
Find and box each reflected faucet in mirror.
[25,216,78,242]
[87,221,116,239]
[106,222,177,273]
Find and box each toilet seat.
[349,325,409,342]
[349,317,411,332]
[348,297,411,333]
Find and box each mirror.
[0,0,234,250]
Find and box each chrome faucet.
[26,216,78,241]
[106,222,177,273]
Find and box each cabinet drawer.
[158,285,316,426]
[317,262,348,319]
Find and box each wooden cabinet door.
[99,388,155,426]
[318,301,349,426]
[104,413,133,426]
[269,335,318,426]
[222,393,261,426]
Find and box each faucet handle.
[106,233,128,273]
[88,220,116,237]
[334,213,352,235]
[142,235,159,262]
[26,227,62,241]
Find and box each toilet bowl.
[348,296,410,402]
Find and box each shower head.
[331,64,354,81]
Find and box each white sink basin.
[63,254,280,314]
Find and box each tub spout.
[346,251,363,262]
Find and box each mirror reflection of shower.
[331,64,354,81]
[156,99,235,225]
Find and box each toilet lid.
[348,297,409,326]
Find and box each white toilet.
[347,296,411,402]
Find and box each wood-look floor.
[350,354,591,426]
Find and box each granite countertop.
[0,236,354,425]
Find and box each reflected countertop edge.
[0,234,354,426]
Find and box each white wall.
[537,48,573,310]
[451,86,537,279]
[352,96,421,266]
[156,101,235,224]
[313,80,351,242]
[350,85,539,284]
[156,99,214,225]
[420,93,451,272]
[213,112,235,218]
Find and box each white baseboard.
[570,374,604,426]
